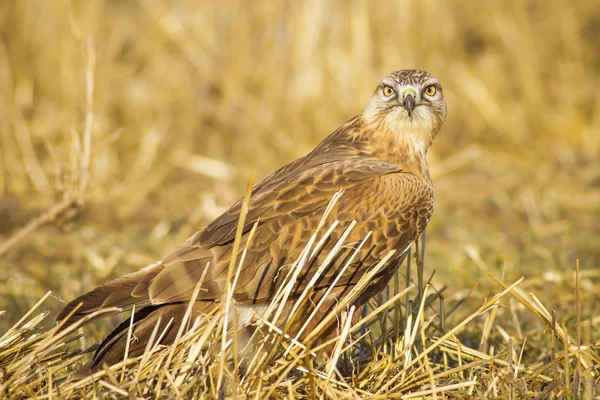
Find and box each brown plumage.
[57,69,447,372]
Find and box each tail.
[56,262,165,330]
[75,302,216,375]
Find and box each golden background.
[0,0,598,341]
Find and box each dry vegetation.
[0,0,599,398]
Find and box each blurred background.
[0,0,598,340]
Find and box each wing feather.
[149,156,402,305]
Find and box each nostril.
[402,88,417,100]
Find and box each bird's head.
[362,69,447,154]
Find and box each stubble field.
[0,1,599,398]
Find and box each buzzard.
[57,69,447,371]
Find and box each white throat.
[363,105,434,156]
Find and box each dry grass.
[0,0,599,398]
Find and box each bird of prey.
[57,69,447,372]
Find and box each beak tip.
[403,94,416,116]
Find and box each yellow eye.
[382,86,395,97]
[424,85,437,96]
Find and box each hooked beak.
[403,94,416,117]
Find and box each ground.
[0,1,599,398]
